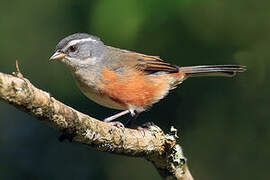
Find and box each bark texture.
[0,64,193,180]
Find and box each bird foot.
[108,121,125,128]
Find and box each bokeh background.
[0,0,269,179]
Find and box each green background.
[0,0,268,179]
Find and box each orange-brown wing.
[133,54,179,74]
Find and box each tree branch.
[0,63,193,180]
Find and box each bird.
[50,33,246,127]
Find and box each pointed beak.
[49,51,66,61]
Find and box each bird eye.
[68,45,77,52]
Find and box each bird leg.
[104,110,130,122]
[125,111,140,128]
[103,110,141,128]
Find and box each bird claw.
[108,121,125,128]
[141,122,155,128]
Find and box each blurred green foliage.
[0,0,269,179]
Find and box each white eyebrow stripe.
[63,37,97,51]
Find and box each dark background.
[0,0,268,179]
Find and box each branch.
[0,62,193,180]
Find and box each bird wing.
[105,46,179,74]
[115,49,179,74]
[134,54,179,74]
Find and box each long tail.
[179,65,246,78]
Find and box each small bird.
[50,33,246,127]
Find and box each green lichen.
[168,144,187,176]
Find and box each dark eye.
[68,45,77,52]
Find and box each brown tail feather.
[179,65,246,77]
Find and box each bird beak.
[49,51,66,61]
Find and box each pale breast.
[79,82,127,110]
[72,69,128,110]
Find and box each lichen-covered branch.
[0,64,193,180]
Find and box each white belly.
[75,79,127,110]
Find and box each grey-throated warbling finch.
[50,33,246,127]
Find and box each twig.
[12,60,24,78]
